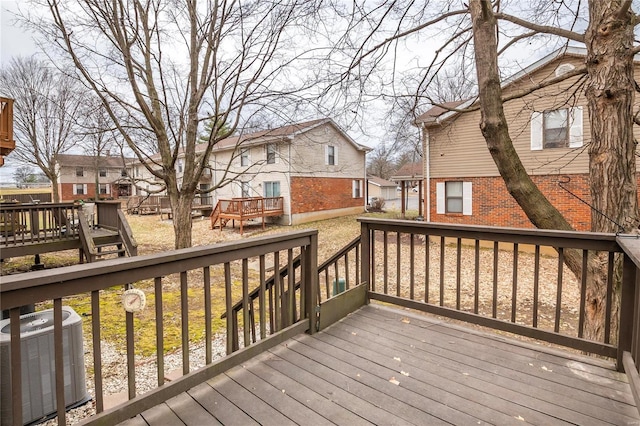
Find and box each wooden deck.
[121,304,639,426]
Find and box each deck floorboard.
[125,304,640,425]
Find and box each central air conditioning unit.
[0,306,90,426]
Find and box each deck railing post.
[304,232,319,333]
[619,252,638,371]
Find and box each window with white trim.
[121,168,127,177]
[99,184,110,195]
[326,145,337,166]
[266,144,277,164]
[76,167,84,177]
[240,148,250,167]
[241,181,251,198]
[177,159,183,173]
[99,168,107,177]
[264,181,281,197]
[352,179,362,198]
[531,107,583,150]
[73,184,87,195]
[436,181,472,215]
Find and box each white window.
[241,181,251,198]
[531,107,582,150]
[264,181,281,197]
[76,167,84,177]
[121,168,127,177]
[177,159,183,173]
[240,148,250,167]
[352,179,362,198]
[436,181,472,215]
[99,184,110,195]
[266,144,278,164]
[325,145,338,166]
[99,168,107,177]
[73,184,88,195]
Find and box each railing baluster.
[10,307,22,426]
[273,252,281,332]
[125,289,136,399]
[456,237,461,310]
[474,239,480,314]
[225,262,234,355]
[396,232,401,297]
[180,271,189,374]
[355,244,360,286]
[578,250,587,338]
[383,231,388,294]
[324,269,330,299]
[242,258,250,347]
[533,246,540,328]
[155,277,164,386]
[54,298,66,425]
[204,267,212,364]
[440,236,445,306]
[410,233,415,300]
[288,249,295,326]
[259,255,267,340]
[555,248,564,333]
[91,290,104,412]
[345,252,350,290]
[605,252,614,344]
[425,234,430,304]
[512,243,518,323]
[493,241,498,319]
[370,228,376,292]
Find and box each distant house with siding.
[55,154,133,202]
[367,176,397,202]
[414,46,640,231]
[131,118,371,225]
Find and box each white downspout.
[287,137,293,225]
[423,124,431,222]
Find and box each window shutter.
[462,182,473,216]
[324,145,329,165]
[334,146,339,165]
[569,106,583,148]
[73,185,77,195]
[274,145,279,164]
[436,182,445,214]
[531,111,543,150]
[83,184,88,195]
[106,184,111,195]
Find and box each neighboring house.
[415,46,640,232]
[132,118,371,225]
[55,154,133,202]
[367,176,398,202]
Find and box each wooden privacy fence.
[0,229,318,425]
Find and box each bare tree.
[24,0,320,248]
[13,165,37,186]
[0,56,86,202]
[335,0,638,342]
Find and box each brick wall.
[59,183,115,202]
[291,176,363,214]
[430,174,596,231]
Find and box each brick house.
[131,118,371,225]
[415,46,640,232]
[55,154,133,202]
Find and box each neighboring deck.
[210,197,284,234]
[124,304,638,426]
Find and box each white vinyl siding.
[436,181,472,215]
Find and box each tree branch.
[495,12,584,43]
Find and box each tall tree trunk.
[168,187,194,250]
[584,1,638,341]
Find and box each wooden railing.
[0,97,15,163]
[0,229,318,425]
[359,218,636,369]
[0,202,81,246]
